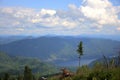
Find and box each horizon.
[0,0,120,36]
[0,34,120,42]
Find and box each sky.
[0,0,120,36]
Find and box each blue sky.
[0,0,120,36]
[0,0,82,9]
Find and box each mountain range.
[0,36,33,45]
[0,36,120,66]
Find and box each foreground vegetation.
[0,52,58,79]
[0,54,119,80]
[49,63,120,80]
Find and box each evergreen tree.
[17,75,23,80]
[3,73,10,80]
[23,66,33,80]
[77,41,83,67]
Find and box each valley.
[0,36,120,80]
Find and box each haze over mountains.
[0,35,120,66]
[0,36,34,45]
[0,34,120,44]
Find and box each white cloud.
[40,9,56,16]
[12,21,20,26]
[81,0,120,26]
[117,27,120,31]
[0,0,120,35]
[1,7,14,14]
[16,28,25,31]
[68,4,77,10]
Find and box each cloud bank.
[0,0,120,35]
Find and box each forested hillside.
[0,36,120,80]
[0,52,58,76]
[0,36,120,64]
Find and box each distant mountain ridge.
[0,36,33,45]
[0,36,120,65]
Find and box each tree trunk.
[79,56,81,67]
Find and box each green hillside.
[0,36,120,65]
[0,52,58,76]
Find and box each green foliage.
[109,67,120,80]
[47,55,120,80]
[77,41,83,67]
[73,65,90,80]
[17,75,23,80]
[0,52,58,76]
[87,70,112,80]
[0,55,119,80]
[77,41,83,56]
[72,75,82,80]
[87,57,120,80]
[23,66,33,80]
[3,73,10,80]
[76,65,90,76]
[72,65,120,80]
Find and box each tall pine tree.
[3,73,10,80]
[77,41,83,67]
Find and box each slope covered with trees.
[0,36,120,65]
[0,45,119,80]
[0,52,58,76]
